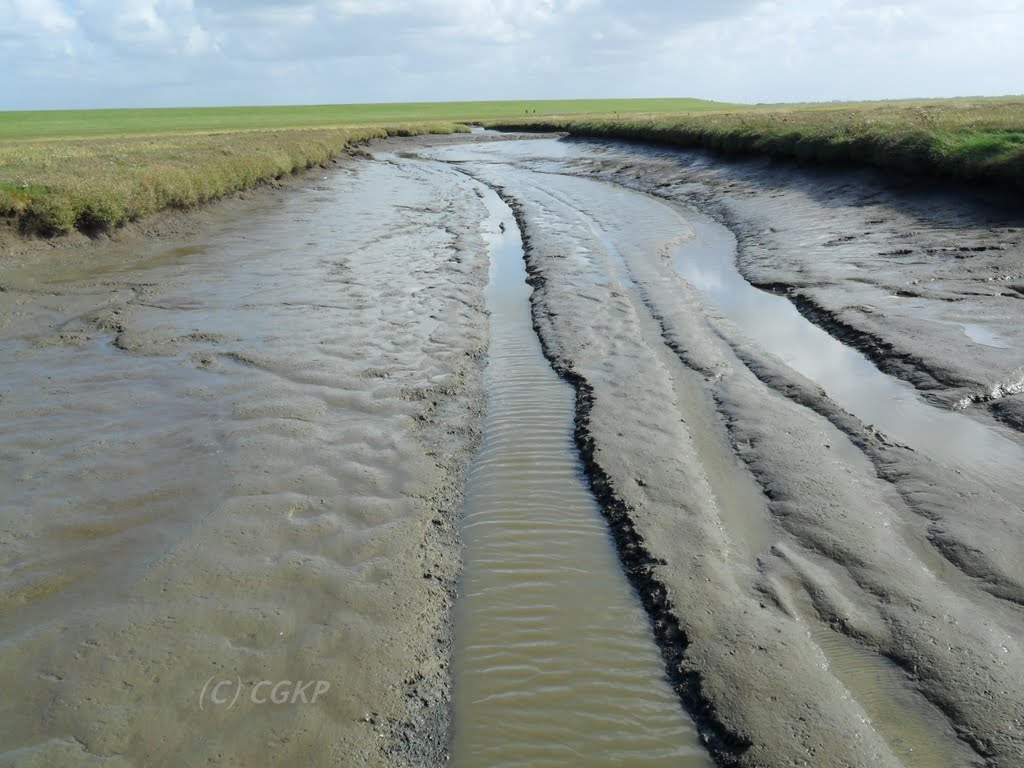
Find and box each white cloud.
[1,0,1022,108]
[0,0,76,40]
[185,22,217,55]
[72,0,218,56]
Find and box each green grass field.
[2,97,1022,238]
[0,98,735,236]
[0,99,732,141]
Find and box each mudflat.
[2,132,1023,767]
[421,135,1023,766]
[0,154,489,766]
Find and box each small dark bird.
[499,222,506,233]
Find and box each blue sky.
[2,0,1022,110]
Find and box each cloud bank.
[2,0,1022,109]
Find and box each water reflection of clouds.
[668,217,1024,483]
[961,323,1011,349]
[436,137,1024,485]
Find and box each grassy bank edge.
[484,113,1024,191]
[1,122,467,238]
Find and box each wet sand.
[3,132,1024,767]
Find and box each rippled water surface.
[449,180,711,767]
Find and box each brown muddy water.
[448,178,712,767]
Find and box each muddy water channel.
[428,137,1023,767]
[449,182,711,766]
[3,134,1023,767]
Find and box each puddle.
[931,320,1013,349]
[961,322,1011,349]
[666,204,1024,492]
[449,180,712,767]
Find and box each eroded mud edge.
[775,287,1024,424]
[655,188,1024,432]
[750,280,968,398]
[384,368,486,768]
[490,183,749,766]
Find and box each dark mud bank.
[752,281,970,395]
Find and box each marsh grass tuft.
[487,98,1024,190]
[0,123,465,236]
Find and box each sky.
[2,0,1023,110]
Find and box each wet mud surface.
[3,132,1023,767]
[446,171,711,768]
[424,137,1024,767]
[558,140,1024,433]
[1,156,489,766]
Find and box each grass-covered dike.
[487,98,1024,191]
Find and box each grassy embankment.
[0,123,465,237]
[4,97,1022,237]
[487,97,1024,190]
[0,98,728,237]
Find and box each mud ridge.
[492,184,751,767]
[954,372,1024,410]
[632,283,1009,756]
[635,150,1021,433]
[647,269,1018,598]
[773,283,1024,431]
[988,397,1024,431]
[552,160,1024,607]
[726,332,1024,610]
[767,284,979,394]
